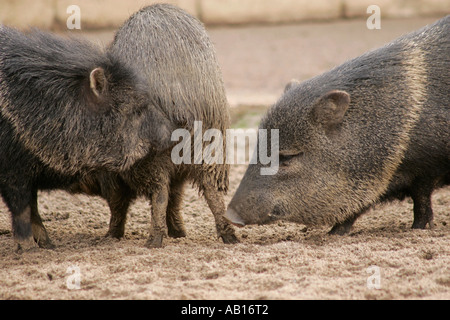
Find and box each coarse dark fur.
[78,4,237,248]
[110,4,230,191]
[7,4,237,249]
[226,16,449,235]
[0,26,174,250]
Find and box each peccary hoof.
[412,220,434,229]
[15,236,39,253]
[216,219,240,244]
[32,228,55,249]
[36,237,55,249]
[104,229,124,240]
[220,233,240,244]
[328,223,352,236]
[168,228,187,239]
[145,234,164,248]
[328,215,358,235]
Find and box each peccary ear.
[311,90,350,127]
[89,67,107,98]
[284,79,301,93]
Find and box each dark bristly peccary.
[69,4,238,248]
[0,26,174,250]
[225,16,449,235]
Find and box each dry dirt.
[1,17,449,300]
[0,163,449,300]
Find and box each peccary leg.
[203,185,239,244]
[166,178,187,238]
[13,206,37,251]
[2,186,36,251]
[105,187,133,239]
[146,183,169,248]
[29,190,54,248]
[410,182,434,229]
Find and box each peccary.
[69,4,238,248]
[225,16,449,235]
[0,26,174,250]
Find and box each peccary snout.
[225,207,246,227]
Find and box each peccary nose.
[225,207,246,227]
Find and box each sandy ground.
[0,165,449,300]
[1,17,449,300]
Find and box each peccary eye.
[279,152,304,166]
[279,154,295,163]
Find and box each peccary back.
[110,4,229,128]
[0,26,173,175]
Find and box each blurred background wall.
[0,0,448,30]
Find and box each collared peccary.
[67,4,238,248]
[0,26,174,250]
[225,16,449,235]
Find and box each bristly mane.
[110,4,231,191]
[110,4,230,132]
